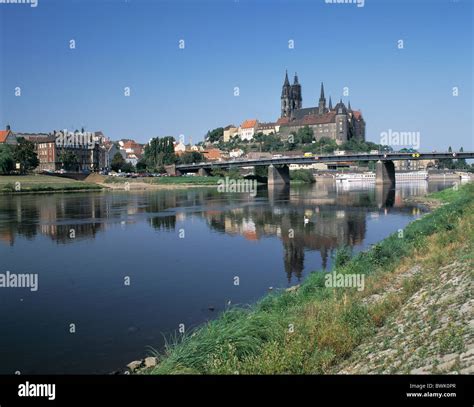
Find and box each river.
[0,181,453,373]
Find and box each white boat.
[336,172,375,183]
[335,171,428,183]
[396,171,428,181]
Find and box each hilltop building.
[278,72,366,144]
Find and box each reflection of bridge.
[170,151,474,186]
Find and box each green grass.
[428,186,463,203]
[103,176,221,185]
[0,175,102,193]
[154,176,222,185]
[145,183,473,375]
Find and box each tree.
[136,159,147,172]
[206,128,224,143]
[297,126,314,144]
[455,146,467,169]
[439,146,455,169]
[142,136,176,171]
[111,152,125,172]
[253,132,266,152]
[0,144,14,174]
[177,151,205,165]
[261,133,284,152]
[122,162,135,173]
[13,137,39,173]
[315,137,338,154]
[58,150,79,171]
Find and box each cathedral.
[277,71,366,144]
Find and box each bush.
[290,169,315,183]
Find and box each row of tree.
[438,146,469,170]
[110,136,206,173]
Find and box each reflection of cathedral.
[204,205,367,282]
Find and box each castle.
[277,71,366,144]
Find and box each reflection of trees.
[0,197,39,245]
[283,239,304,281]
[0,194,107,245]
[0,188,249,245]
[149,215,176,231]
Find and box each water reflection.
[0,181,449,273]
[0,181,454,374]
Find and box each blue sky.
[0,0,472,150]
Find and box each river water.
[0,181,452,373]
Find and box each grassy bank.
[103,176,222,186]
[0,175,102,193]
[154,176,221,185]
[143,183,473,374]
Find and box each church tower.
[318,82,327,115]
[281,71,292,118]
[290,73,302,112]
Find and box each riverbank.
[0,173,313,194]
[95,174,312,190]
[131,183,473,374]
[0,175,102,194]
[99,175,222,190]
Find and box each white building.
[239,119,258,141]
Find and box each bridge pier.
[375,160,395,186]
[268,164,290,186]
[164,164,182,176]
[198,168,211,177]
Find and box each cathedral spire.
[281,70,292,118]
[318,82,326,115]
[291,72,302,111]
[329,97,333,110]
[348,100,352,111]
